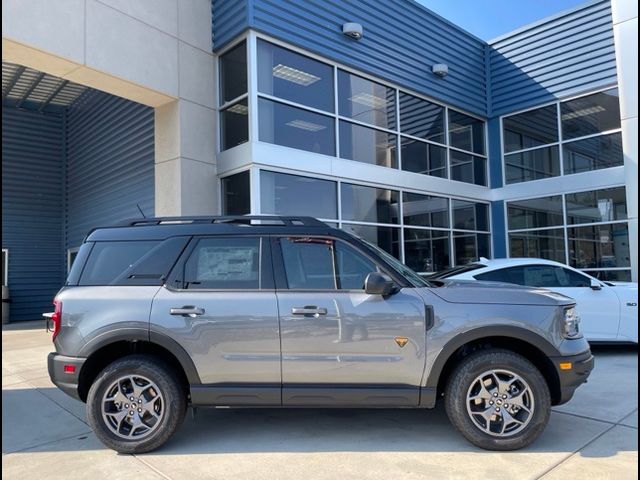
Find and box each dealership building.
[1,0,637,321]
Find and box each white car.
[430,258,638,343]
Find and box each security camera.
[342,22,363,40]
[432,64,448,78]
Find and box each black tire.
[87,354,187,454]
[444,349,551,451]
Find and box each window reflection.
[561,88,620,140]
[505,146,560,184]
[222,171,250,215]
[449,110,485,155]
[340,183,399,224]
[403,193,449,228]
[260,171,337,219]
[503,105,558,153]
[563,133,623,174]
[401,138,446,178]
[404,228,450,272]
[339,121,397,168]
[399,93,445,143]
[338,70,396,129]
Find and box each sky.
[417,0,590,40]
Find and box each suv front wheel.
[445,349,551,450]
[87,354,187,453]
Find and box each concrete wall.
[611,0,638,281]
[2,0,218,216]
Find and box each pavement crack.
[133,455,175,480]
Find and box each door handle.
[291,306,328,317]
[170,306,205,317]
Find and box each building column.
[611,1,638,281]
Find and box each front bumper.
[550,349,595,405]
[47,352,86,401]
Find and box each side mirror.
[590,278,602,291]
[365,272,396,296]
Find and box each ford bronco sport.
[47,216,594,453]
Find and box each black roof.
[86,216,341,242]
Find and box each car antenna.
[136,203,147,218]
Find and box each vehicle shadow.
[2,386,636,457]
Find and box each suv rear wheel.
[444,349,551,450]
[87,354,187,453]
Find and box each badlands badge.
[394,336,409,348]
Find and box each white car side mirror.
[590,278,602,291]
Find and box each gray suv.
[47,216,594,453]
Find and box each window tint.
[79,241,159,285]
[280,238,335,289]
[480,265,592,288]
[340,183,399,224]
[342,224,401,259]
[507,196,564,230]
[404,228,450,273]
[220,41,247,104]
[568,223,630,269]
[509,229,566,263]
[258,40,334,112]
[399,92,445,143]
[503,105,558,153]
[505,146,560,184]
[339,121,397,169]
[335,241,378,290]
[260,170,337,219]
[222,171,250,215]
[220,99,248,151]
[453,200,489,231]
[258,98,335,156]
[184,237,260,289]
[403,192,449,228]
[561,88,620,140]
[338,70,396,129]
[453,232,490,265]
[401,138,447,178]
[563,133,623,174]
[566,187,627,225]
[450,150,486,186]
[448,110,485,155]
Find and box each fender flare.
[78,327,201,384]
[425,325,560,389]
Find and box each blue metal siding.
[212,0,249,49]
[489,0,617,116]
[214,0,488,116]
[487,117,502,188]
[65,92,155,248]
[490,200,507,259]
[2,107,65,321]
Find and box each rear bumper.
[550,349,595,405]
[47,352,86,401]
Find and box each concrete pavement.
[2,322,638,480]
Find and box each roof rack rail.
[115,215,327,228]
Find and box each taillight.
[51,300,62,341]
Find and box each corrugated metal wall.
[65,92,155,248]
[489,0,617,116]
[212,0,249,48]
[213,0,488,116]
[1,107,65,321]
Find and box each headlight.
[563,306,581,338]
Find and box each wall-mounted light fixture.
[342,22,363,40]
[432,64,449,78]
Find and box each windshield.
[428,263,487,279]
[344,232,430,287]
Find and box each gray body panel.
[149,287,281,385]
[277,288,426,405]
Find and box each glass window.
[454,232,490,265]
[568,223,630,269]
[1,249,7,286]
[80,241,159,286]
[449,110,485,155]
[220,41,247,104]
[280,238,335,289]
[222,171,250,215]
[452,200,489,231]
[507,196,564,230]
[504,146,560,184]
[339,121,397,168]
[509,229,566,263]
[340,183,399,224]
[220,100,248,151]
[476,265,589,288]
[402,193,449,228]
[450,150,486,186]
[401,138,447,178]
[260,171,337,219]
[563,133,624,174]
[399,93,445,143]
[184,237,260,289]
[404,228,450,273]
[475,266,526,285]
[338,70,396,129]
[561,88,620,140]
[258,98,335,156]
[341,224,400,259]
[584,270,631,282]
[566,187,627,225]
[257,40,334,112]
[503,105,558,153]
[335,241,378,290]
